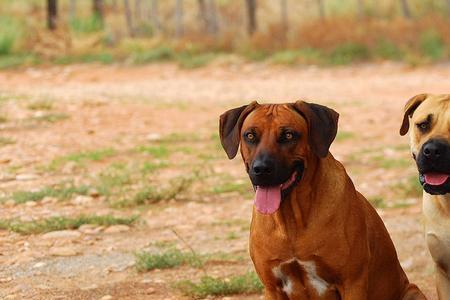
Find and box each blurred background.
[1,0,450,68]
[1,1,450,300]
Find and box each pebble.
[81,284,98,291]
[0,277,13,283]
[146,133,161,141]
[15,174,39,181]
[4,199,16,207]
[78,224,102,234]
[42,230,81,239]
[25,201,37,207]
[71,195,93,206]
[100,296,113,300]
[49,246,79,257]
[104,225,130,234]
[33,262,46,268]
[145,288,156,294]
[41,196,58,204]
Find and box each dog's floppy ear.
[219,101,258,159]
[399,94,428,136]
[292,101,339,158]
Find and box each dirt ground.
[1,62,450,299]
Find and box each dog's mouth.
[253,163,304,215]
[419,172,450,195]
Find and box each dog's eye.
[284,132,293,140]
[244,132,256,142]
[416,121,429,132]
[279,131,297,143]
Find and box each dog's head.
[219,101,339,214]
[400,93,450,195]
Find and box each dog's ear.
[400,94,428,136]
[219,101,258,159]
[292,101,339,158]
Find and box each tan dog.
[220,101,426,300]
[400,94,450,300]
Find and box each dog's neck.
[431,193,450,217]
[282,153,346,230]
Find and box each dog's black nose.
[422,140,447,160]
[252,159,274,175]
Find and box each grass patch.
[32,113,69,123]
[9,183,90,204]
[335,131,355,142]
[141,161,169,173]
[176,52,216,69]
[0,214,137,235]
[49,148,116,169]
[135,247,203,271]
[54,53,114,65]
[0,137,15,147]
[69,15,103,33]
[212,181,250,196]
[420,30,445,61]
[135,145,170,159]
[393,175,423,198]
[27,100,53,111]
[328,43,370,65]
[113,176,193,207]
[131,46,174,64]
[176,271,263,298]
[368,196,386,208]
[372,156,410,169]
[374,39,403,60]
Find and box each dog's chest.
[272,258,335,299]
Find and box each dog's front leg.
[264,287,289,300]
[436,266,450,300]
[341,276,368,300]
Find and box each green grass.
[141,161,169,173]
[372,156,410,169]
[176,52,216,69]
[0,54,40,69]
[131,46,175,64]
[0,16,22,56]
[212,181,250,195]
[49,148,116,169]
[393,175,423,198]
[420,30,445,61]
[328,43,370,65]
[0,214,138,235]
[135,247,203,271]
[32,113,69,123]
[368,196,386,208]
[271,48,324,65]
[135,145,170,158]
[176,271,263,298]
[27,100,53,111]
[8,183,91,204]
[0,137,15,147]
[113,176,193,207]
[69,15,103,33]
[54,52,114,65]
[335,131,355,142]
[374,39,404,60]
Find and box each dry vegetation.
[1,0,450,69]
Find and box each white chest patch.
[272,259,329,297]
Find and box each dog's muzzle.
[417,139,450,195]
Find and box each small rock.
[104,225,130,234]
[15,174,39,181]
[4,199,16,207]
[146,133,161,141]
[0,158,11,164]
[33,262,46,268]
[88,188,100,197]
[400,258,414,271]
[78,224,101,234]
[0,277,13,283]
[49,246,79,257]
[100,296,113,300]
[25,201,37,207]
[145,288,156,294]
[42,230,81,239]
[81,284,98,291]
[71,195,93,206]
[41,196,58,204]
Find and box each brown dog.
[400,94,450,300]
[220,101,426,299]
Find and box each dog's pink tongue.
[424,173,449,185]
[254,186,281,214]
